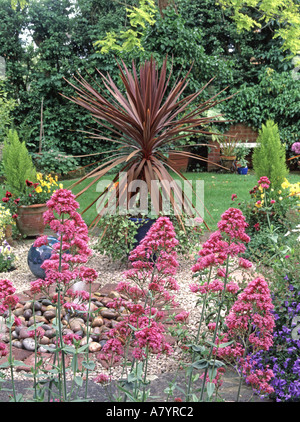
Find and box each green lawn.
[2,171,298,232]
[62,170,300,231]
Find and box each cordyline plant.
[64,56,233,230]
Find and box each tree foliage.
[0,0,299,165]
[2,128,37,194]
[217,0,300,56]
[252,120,289,189]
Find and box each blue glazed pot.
[237,167,248,175]
[27,236,59,279]
[129,217,156,249]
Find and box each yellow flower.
[59,183,63,189]
[35,186,43,193]
[281,179,290,190]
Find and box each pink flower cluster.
[241,356,274,395]
[217,208,250,243]
[99,309,173,364]
[0,279,18,315]
[258,176,270,190]
[0,342,8,358]
[120,217,180,308]
[30,189,97,295]
[190,279,239,295]
[99,217,179,364]
[191,208,250,276]
[225,276,275,352]
[200,366,226,390]
[212,277,275,395]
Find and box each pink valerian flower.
[2,295,19,310]
[231,194,237,201]
[128,217,179,261]
[217,208,250,243]
[213,332,245,362]
[63,333,82,345]
[189,279,239,296]
[241,355,274,395]
[30,279,45,294]
[45,189,79,216]
[191,208,250,275]
[132,320,173,358]
[63,302,87,312]
[101,308,173,362]
[98,338,124,364]
[174,311,190,323]
[225,277,275,353]
[94,373,111,384]
[0,279,16,301]
[14,317,22,327]
[122,217,179,308]
[79,267,98,283]
[116,280,145,303]
[33,235,49,248]
[200,366,226,390]
[217,267,226,278]
[28,327,45,338]
[258,176,270,190]
[239,257,253,269]
[0,342,8,358]
[66,289,90,302]
[30,189,97,297]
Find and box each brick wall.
[207,124,259,171]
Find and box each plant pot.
[221,155,236,171]
[129,217,156,249]
[168,153,189,172]
[237,166,248,175]
[17,204,47,237]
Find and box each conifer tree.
[252,120,289,190]
[2,129,37,194]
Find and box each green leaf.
[74,375,84,387]
[192,359,208,370]
[82,360,95,371]
[206,382,215,398]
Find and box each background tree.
[217,0,300,57]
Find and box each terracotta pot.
[221,155,236,170]
[16,204,47,237]
[168,152,189,172]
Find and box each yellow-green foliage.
[252,120,289,190]
[2,129,37,194]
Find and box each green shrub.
[32,149,79,176]
[252,120,289,190]
[2,129,37,194]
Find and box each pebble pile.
[1,288,130,354]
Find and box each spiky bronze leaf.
[64,56,233,229]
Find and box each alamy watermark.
[95,173,204,226]
[292,55,300,81]
[0,57,5,79]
